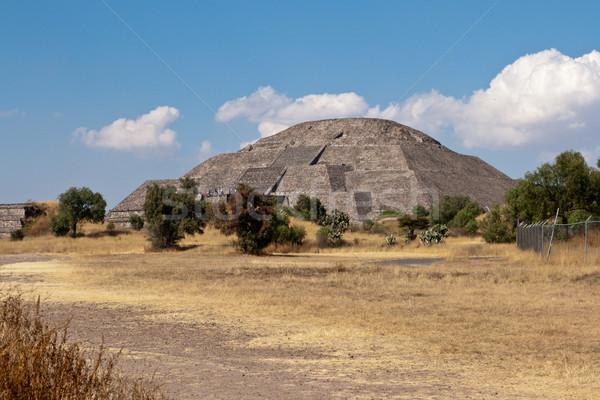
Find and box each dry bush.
[0,293,165,400]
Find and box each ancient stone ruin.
[0,204,36,238]
[107,118,517,226]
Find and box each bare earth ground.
[1,247,599,399]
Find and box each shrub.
[419,224,449,246]
[274,224,307,245]
[377,209,404,220]
[464,219,479,235]
[362,219,386,234]
[129,214,144,230]
[480,205,516,243]
[0,294,164,399]
[566,209,593,224]
[50,212,71,237]
[397,214,429,243]
[450,202,485,228]
[412,204,430,217]
[293,195,327,222]
[10,229,24,241]
[436,195,471,224]
[106,222,115,230]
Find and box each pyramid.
[107,118,517,225]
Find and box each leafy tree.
[436,195,471,224]
[52,187,106,237]
[129,214,145,230]
[450,202,485,229]
[293,195,327,222]
[317,209,350,246]
[397,214,429,243]
[214,183,302,254]
[566,209,592,224]
[50,213,70,236]
[464,219,479,235]
[480,205,516,243]
[505,151,600,224]
[412,204,430,217]
[143,177,205,249]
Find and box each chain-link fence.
[517,219,600,263]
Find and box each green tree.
[50,213,70,236]
[397,214,429,242]
[293,194,327,222]
[143,177,205,249]
[412,204,430,217]
[436,195,471,224]
[505,151,600,223]
[214,183,301,254]
[450,202,485,229]
[52,187,106,237]
[129,214,145,230]
[480,205,516,243]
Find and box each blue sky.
[1,1,599,208]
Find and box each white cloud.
[0,108,25,117]
[217,50,600,152]
[369,49,600,149]
[74,106,181,156]
[196,140,216,161]
[216,86,369,137]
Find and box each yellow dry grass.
[1,222,599,398]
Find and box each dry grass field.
[1,221,599,398]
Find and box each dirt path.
[41,301,472,399]
[1,255,500,399]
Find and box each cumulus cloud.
[0,108,25,117]
[219,50,600,152]
[74,106,181,156]
[369,49,600,149]
[216,86,369,137]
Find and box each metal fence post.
[541,222,545,257]
[546,209,560,262]
[585,216,591,264]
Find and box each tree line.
[41,149,597,247]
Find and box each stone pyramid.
[107,118,516,225]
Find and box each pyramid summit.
[107,118,517,225]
